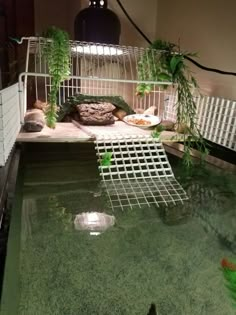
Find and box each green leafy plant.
[221,258,236,308]
[137,39,208,167]
[151,124,165,139]
[101,152,113,167]
[43,26,70,128]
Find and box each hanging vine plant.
[137,40,208,167]
[43,26,71,128]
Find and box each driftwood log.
[58,94,135,121]
[77,103,115,125]
[23,109,45,132]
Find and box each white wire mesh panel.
[162,93,236,151]
[95,135,188,211]
[197,96,236,151]
[26,38,172,83]
[21,37,174,117]
[163,88,178,122]
[0,83,21,166]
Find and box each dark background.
[0,0,34,88]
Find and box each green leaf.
[136,83,152,97]
[101,152,113,167]
[151,130,161,139]
[156,125,165,132]
[158,73,172,81]
[170,55,183,74]
[151,125,165,138]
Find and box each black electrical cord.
[116,0,152,45]
[116,0,236,77]
[184,55,236,76]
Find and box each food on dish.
[126,118,152,126]
[124,114,161,129]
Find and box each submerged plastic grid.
[95,135,188,211]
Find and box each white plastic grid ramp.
[95,134,188,211]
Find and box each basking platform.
[16,121,184,143]
[16,123,91,143]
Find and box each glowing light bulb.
[72,44,123,56]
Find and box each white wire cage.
[18,37,177,123]
[15,37,191,209]
[14,37,236,210]
[17,37,235,152]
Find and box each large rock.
[160,120,175,131]
[77,103,115,125]
[23,109,45,132]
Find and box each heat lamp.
[74,0,121,45]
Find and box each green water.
[1,144,236,315]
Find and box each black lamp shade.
[74,1,121,45]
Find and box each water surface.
[1,144,236,315]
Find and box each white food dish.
[123,114,161,129]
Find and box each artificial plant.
[137,40,208,167]
[221,258,236,308]
[43,26,70,128]
[101,152,113,167]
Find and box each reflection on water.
[1,153,236,315]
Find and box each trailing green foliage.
[43,27,70,128]
[136,40,174,97]
[137,40,208,167]
[221,258,236,308]
[58,94,135,121]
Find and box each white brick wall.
[0,83,21,166]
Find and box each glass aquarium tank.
[0,143,235,315]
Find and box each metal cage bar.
[17,37,236,152]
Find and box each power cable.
[116,0,236,77]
